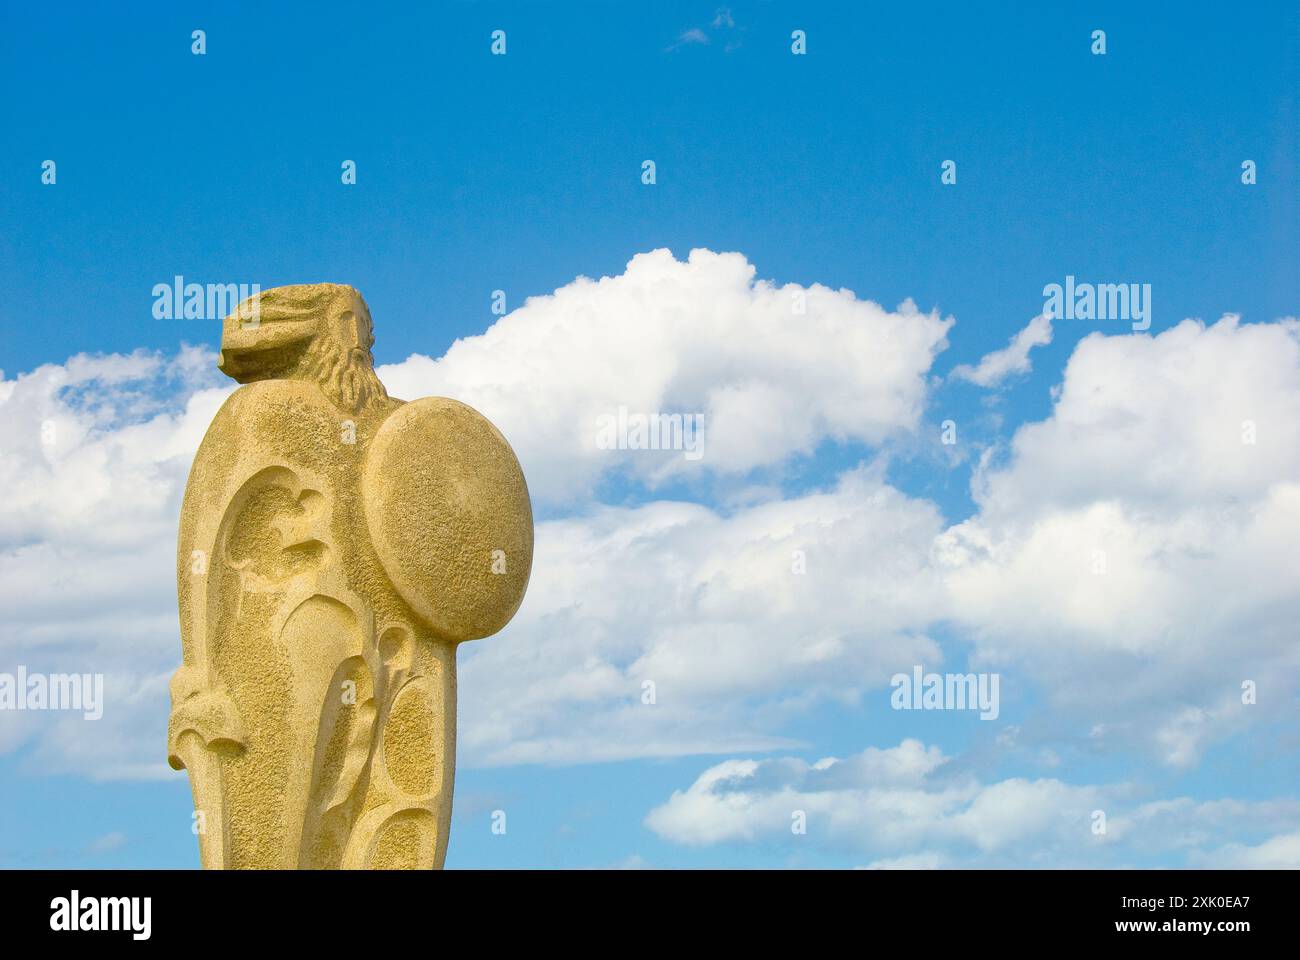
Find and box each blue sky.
[1,2,1298,868]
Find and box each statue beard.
[297,336,389,413]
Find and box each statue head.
[218,283,388,412]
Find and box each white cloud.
[938,316,1300,765]
[644,739,1105,861]
[667,9,738,53]
[0,255,953,777]
[456,312,1300,773]
[0,252,954,779]
[645,739,1300,867]
[0,348,230,779]
[1,257,1296,811]
[1192,830,1300,868]
[85,831,127,855]
[861,851,950,869]
[377,248,951,503]
[950,314,1052,387]
[612,853,654,869]
[458,464,947,765]
[972,316,1300,520]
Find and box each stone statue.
[167,284,532,869]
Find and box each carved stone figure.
[167,284,532,869]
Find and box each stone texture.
[167,283,532,869]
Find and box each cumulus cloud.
[1192,830,1300,868]
[0,251,954,778]
[645,739,1300,867]
[939,316,1300,765]
[378,248,951,503]
[1,253,1296,814]
[644,739,1103,862]
[457,464,947,766]
[0,348,231,779]
[950,314,1052,387]
[0,252,946,779]
[454,311,1300,773]
[971,316,1300,519]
